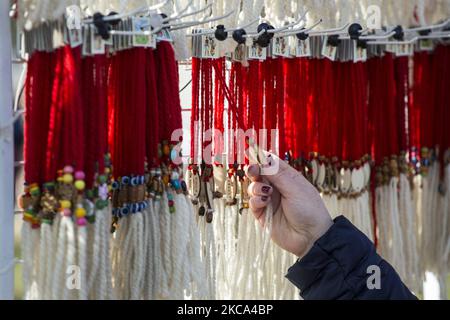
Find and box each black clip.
[327,34,341,47]
[348,23,363,40]
[93,12,121,40]
[232,28,247,45]
[392,25,404,41]
[255,23,274,48]
[214,25,228,41]
[296,28,309,41]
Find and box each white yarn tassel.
[398,173,420,292]
[158,192,172,299]
[130,212,145,300]
[77,225,88,300]
[37,223,52,299]
[21,221,33,299]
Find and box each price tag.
[132,17,155,48]
[295,38,311,57]
[272,36,290,57]
[321,36,337,61]
[90,25,105,55]
[353,41,367,62]
[247,41,267,60]
[201,33,219,58]
[395,43,414,57]
[418,39,434,51]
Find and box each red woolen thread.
[155,42,183,146]
[145,49,161,168]
[283,58,296,156]
[213,58,225,159]
[46,48,65,182]
[394,56,410,154]
[24,51,40,185]
[295,58,310,160]
[191,57,201,163]
[409,52,426,155]
[81,56,95,187]
[275,58,285,157]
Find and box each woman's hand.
[247,153,333,258]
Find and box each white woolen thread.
[52,216,68,300]
[170,194,189,298]
[399,173,419,290]
[112,216,129,299]
[152,199,169,299]
[169,193,180,297]
[430,163,441,271]
[230,208,245,297]
[211,199,223,298]
[63,216,76,300]
[375,186,388,261]
[390,177,407,279]
[92,210,104,300]
[179,195,193,295]
[29,229,40,299]
[124,216,137,299]
[159,192,172,298]
[45,214,60,300]
[77,226,88,300]
[103,206,114,300]
[124,216,136,299]
[150,200,164,299]
[42,223,54,299]
[203,220,216,299]
[141,206,152,300]
[240,211,255,299]
[186,198,206,298]
[37,223,49,299]
[87,211,101,296]
[130,212,145,300]
[137,212,146,299]
[21,221,33,299]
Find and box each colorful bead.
[131,177,139,186]
[62,173,74,184]
[163,144,170,156]
[64,166,74,174]
[74,180,86,191]
[87,214,96,224]
[77,217,88,227]
[75,207,86,218]
[63,208,72,217]
[60,200,72,209]
[99,184,109,200]
[98,175,107,184]
[75,171,85,180]
[30,186,40,197]
[172,180,180,190]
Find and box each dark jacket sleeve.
[285,216,417,300]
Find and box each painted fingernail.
[262,186,271,194]
[261,196,269,202]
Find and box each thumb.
[260,152,308,198]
